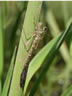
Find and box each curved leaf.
[24,34,60,95]
[24,21,72,95]
[29,20,72,96]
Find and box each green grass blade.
[29,20,72,96]
[0,80,2,96]
[66,18,72,49]
[69,19,72,56]
[62,85,72,96]
[10,4,25,57]
[24,33,60,95]
[46,10,70,63]
[1,47,17,96]
[61,2,69,27]
[0,3,4,80]
[0,2,7,94]
[9,2,42,96]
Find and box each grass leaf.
[1,47,17,96]
[61,85,72,96]
[28,20,72,96]
[0,2,4,79]
[9,2,42,96]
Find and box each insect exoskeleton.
[35,22,47,34]
[20,22,47,89]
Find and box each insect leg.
[23,29,31,41]
[22,34,34,52]
[22,16,37,52]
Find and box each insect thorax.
[35,22,46,36]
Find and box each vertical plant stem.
[9,2,42,96]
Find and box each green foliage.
[24,32,60,95]
[61,85,72,96]
[0,1,72,96]
[0,2,4,79]
[1,47,17,96]
[29,21,72,96]
[9,2,42,96]
[0,3,6,95]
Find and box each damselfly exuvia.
[20,22,47,89]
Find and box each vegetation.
[0,1,72,96]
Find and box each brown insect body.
[20,22,46,89]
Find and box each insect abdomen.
[20,22,46,89]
